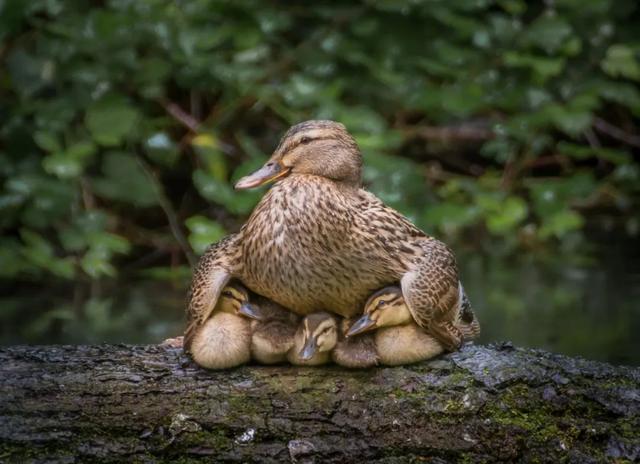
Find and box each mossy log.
[1,343,639,463]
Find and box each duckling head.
[235,120,362,189]
[346,286,412,337]
[298,312,339,361]
[217,282,264,320]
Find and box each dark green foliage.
[0,0,638,346]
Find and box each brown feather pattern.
[185,120,477,354]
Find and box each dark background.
[1,0,639,365]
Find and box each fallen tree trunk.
[1,343,638,463]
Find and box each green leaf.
[485,196,528,234]
[525,14,573,54]
[19,229,75,279]
[145,132,179,167]
[601,45,640,81]
[192,133,228,181]
[93,152,158,207]
[504,52,565,82]
[0,238,27,277]
[86,95,140,146]
[557,142,630,165]
[33,131,62,153]
[185,215,227,256]
[42,141,96,179]
[193,169,260,215]
[539,210,584,239]
[423,202,480,235]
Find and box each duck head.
[216,282,264,320]
[298,312,339,361]
[347,286,412,336]
[235,120,362,189]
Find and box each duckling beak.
[346,314,377,337]
[234,162,290,190]
[299,337,318,361]
[238,303,264,320]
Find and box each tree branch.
[1,344,638,462]
[593,117,640,148]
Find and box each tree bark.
[1,343,638,463]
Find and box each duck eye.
[300,136,312,145]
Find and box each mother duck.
[185,120,471,352]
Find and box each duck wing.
[184,234,241,351]
[400,238,463,351]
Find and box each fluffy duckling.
[288,312,338,366]
[332,318,379,368]
[288,312,379,368]
[347,286,480,366]
[186,282,255,369]
[246,296,300,364]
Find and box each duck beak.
[238,303,264,320]
[234,161,290,190]
[299,337,318,361]
[346,314,377,337]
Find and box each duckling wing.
[400,238,464,351]
[184,235,240,350]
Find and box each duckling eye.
[377,299,386,308]
[222,291,232,298]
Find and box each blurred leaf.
[80,232,130,278]
[423,201,480,235]
[145,132,179,167]
[601,44,640,81]
[42,141,96,179]
[539,209,584,239]
[484,196,528,234]
[193,169,260,215]
[525,14,573,54]
[86,95,140,146]
[0,238,27,277]
[185,215,226,255]
[557,141,630,165]
[193,134,227,181]
[24,307,75,338]
[19,229,75,279]
[504,52,565,82]
[33,131,62,153]
[93,152,158,207]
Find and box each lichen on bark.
[1,343,638,463]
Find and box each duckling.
[246,295,300,364]
[185,281,254,369]
[288,313,379,368]
[188,120,476,354]
[332,318,379,368]
[288,312,337,366]
[346,286,480,366]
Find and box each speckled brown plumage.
[184,234,241,351]
[186,120,475,353]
